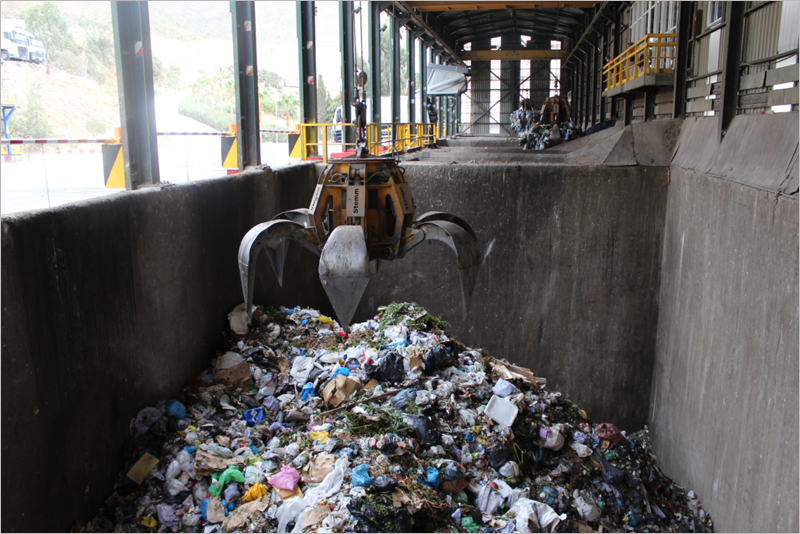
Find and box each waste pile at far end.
[79,302,713,533]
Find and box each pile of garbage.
[80,302,713,533]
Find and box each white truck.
[1,23,46,64]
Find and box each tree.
[14,82,51,138]
[355,29,409,100]
[259,69,283,91]
[24,2,70,75]
[85,116,106,137]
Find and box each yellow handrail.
[603,33,677,91]
[298,122,438,162]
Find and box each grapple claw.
[410,220,482,318]
[318,225,372,330]
[238,220,319,317]
[237,158,482,328]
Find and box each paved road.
[1,92,299,215]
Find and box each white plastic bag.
[543,426,565,451]
[509,498,566,533]
[476,485,503,515]
[569,442,592,457]
[573,494,601,522]
[228,303,255,335]
[290,356,316,384]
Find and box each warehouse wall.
[650,116,799,533]
[356,163,669,431]
[0,164,323,533]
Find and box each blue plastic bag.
[352,464,373,487]
[243,407,265,427]
[300,382,315,401]
[425,466,440,489]
[333,366,350,377]
[165,399,186,419]
[200,498,210,521]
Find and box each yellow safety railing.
[298,122,359,163]
[366,123,438,156]
[603,33,677,91]
[297,122,438,162]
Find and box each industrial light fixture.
[380,24,388,32]
[354,6,362,13]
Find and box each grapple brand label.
[346,186,364,217]
[309,184,323,213]
[396,183,415,214]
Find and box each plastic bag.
[263,396,281,412]
[165,477,189,496]
[243,407,264,427]
[444,462,460,481]
[290,356,316,384]
[156,503,177,527]
[267,465,300,491]
[499,460,520,478]
[166,459,182,480]
[573,493,601,522]
[369,350,405,384]
[332,366,350,377]
[594,423,628,443]
[299,383,315,402]
[134,407,162,435]
[492,379,518,397]
[284,443,301,457]
[209,466,245,497]
[543,427,565,451]
[422,345,451,373]
[425,466,440,489]
[509,498,566,533]
[569,442,593,457]
[352,464,373,487]
[370,476,397,493]
[485,441,511,470]
[165,399,186,419]
[596,455,625,485]
[391,389,417,410]
[276,496,307,534]
[309,431,329,443]
[477,485,503,515]
[406,415,441,445]
[242,481,268,502]
[223,483,241,502]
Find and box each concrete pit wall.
[650,115,799,533]
[1,164,323,533]
[355,163,669,430]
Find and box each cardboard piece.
[302,453,336,483]
[300,504,331,527]
[322,375,363,407]
[364,378,379,390]
[222,495,269,532]
[126,452,159,485]
[214,352,253,388]
[206,496,227,524]
[276,485,304,501]
[194,450,245,476]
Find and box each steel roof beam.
[395,1,466,66]
[405,1,601,11]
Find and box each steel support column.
[297,1,317,127]
[672,2,693,119]
[232,1,260,169]
[719,1,744,139]
[391,13,401,145]
[368,2,382,123]
[419,39,427,121]
[407,29,415,123]
[339,1,355,145]
[111,1,159,189]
